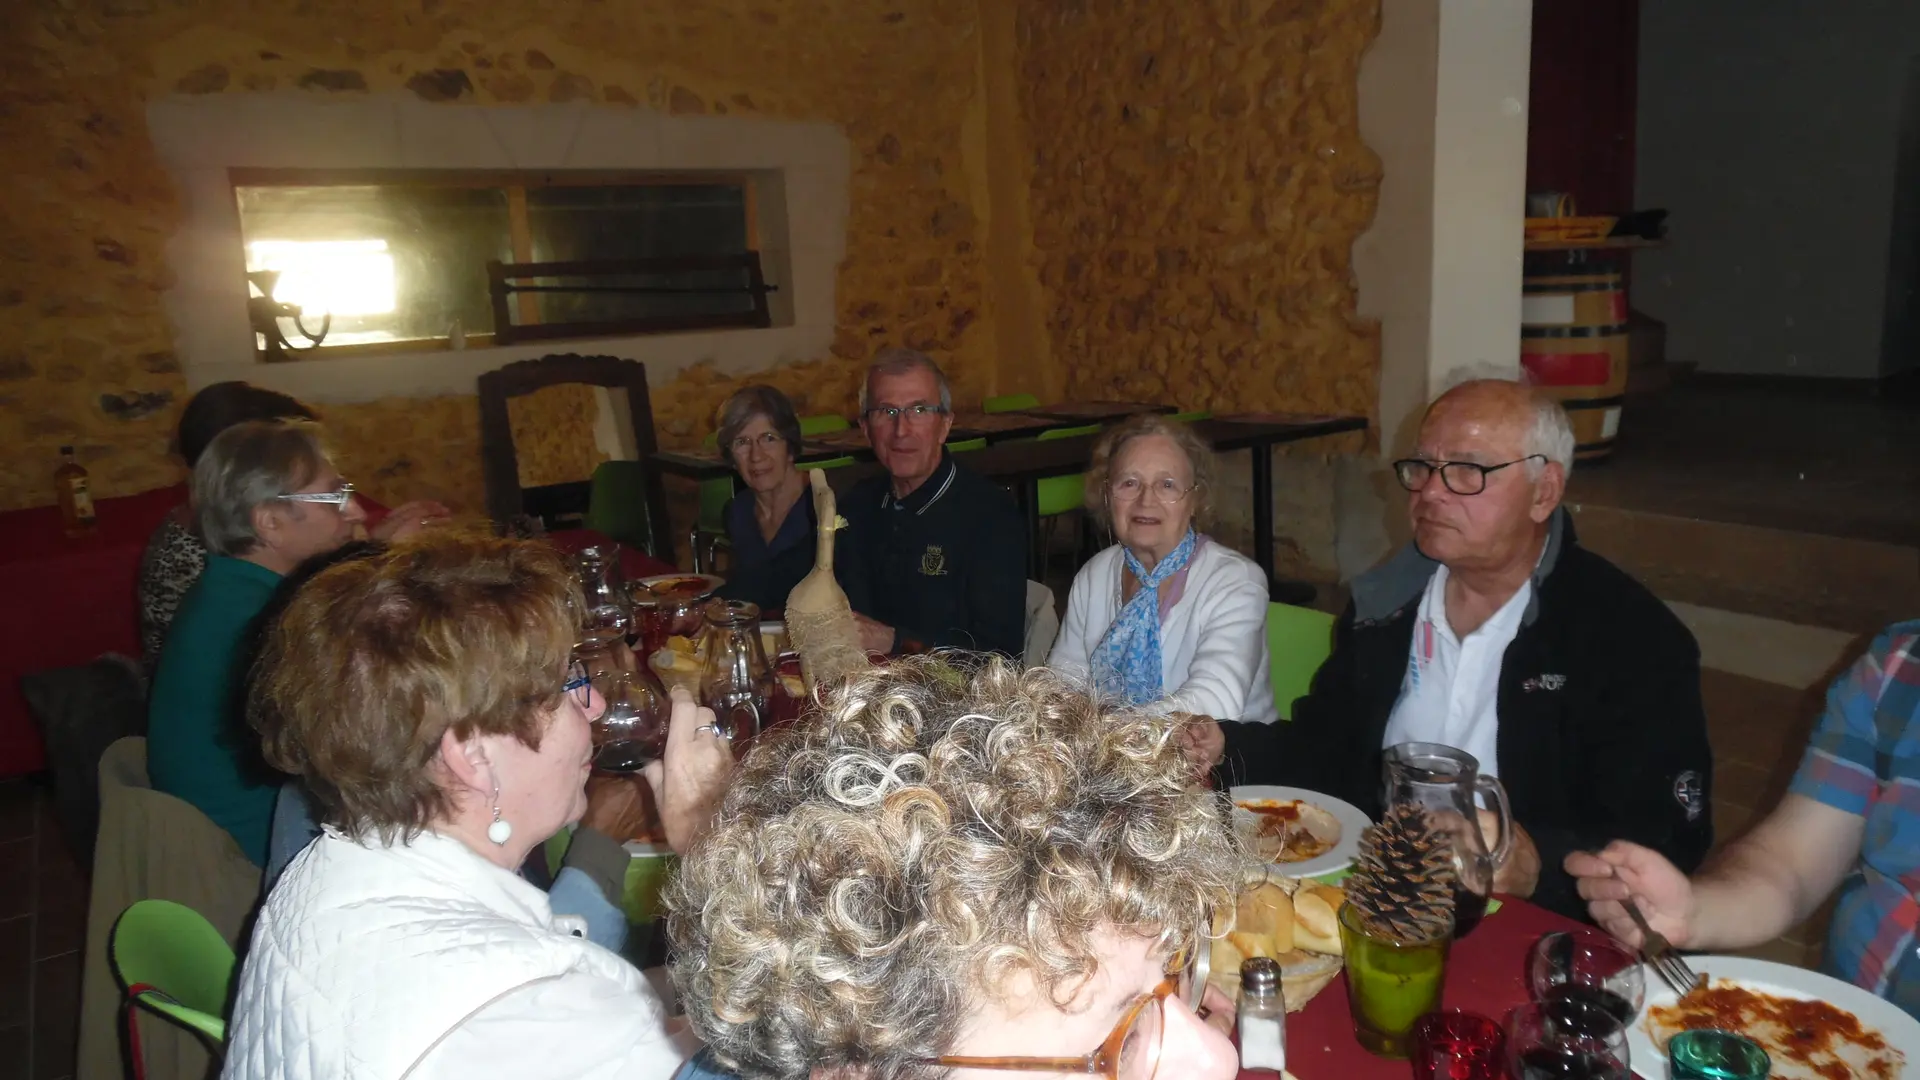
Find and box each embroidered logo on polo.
[920,545,948,576]
[1673,770,1705,821]
[1520,673,1566,692]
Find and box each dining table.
[1262,894,1587,1080]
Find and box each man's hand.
[1482,810,1541,897]
[1565,841,1697,949]
[642,686,735,853]
[1172,713,1225,782]
[852,613,896,655]
[579,774,652,842]
[370,499,453,542]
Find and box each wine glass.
[1506,1000,1630,1080]
[1526,929,1645,1038]
[588,668,668,773]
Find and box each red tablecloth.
[545,530,676,581]
[1258,897,1585,1080]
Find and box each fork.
[1619,894,1703,999]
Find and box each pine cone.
[1346,803,1457,944]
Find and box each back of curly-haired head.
[665,654,1247,1080]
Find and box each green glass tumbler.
[1337,901,1453,1058]
[1668,1030,1770,1079]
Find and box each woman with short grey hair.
[147,419,374,865]
[712,385,818,611]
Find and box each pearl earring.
[487,781,512,845]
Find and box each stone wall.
[1016,0,1382,421]
[0,0,998,513]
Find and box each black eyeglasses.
[1393,455,1545,496]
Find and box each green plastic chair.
[1169,410,1213,423]
[983,392,1040,414]
[945,437,988,453]
[584,460,658,553]
[800,455,856,471]
[112,899,235,1055]
[1266,602,1335,721]
[1034,424,1103,517]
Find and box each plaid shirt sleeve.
[1786,620,1920,1010]
[1788,623,1920,814]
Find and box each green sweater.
[146,554,282,866]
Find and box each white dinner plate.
[1228,785,1372,879]
[1628,954,1920,1079]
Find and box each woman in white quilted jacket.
[1049,415,1279,725]
[222,532,733,1080]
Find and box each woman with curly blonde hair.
[666,654,1247,1080]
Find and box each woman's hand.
[371,500,453,542]
[1173,713,1226,782]
[642,686,735,853]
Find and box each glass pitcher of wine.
[699,599,773,746]
[1381,741,1513,939]
[574,544,630,648]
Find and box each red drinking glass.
[1409,1010,1505,1080]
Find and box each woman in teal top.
[146,419,369,865]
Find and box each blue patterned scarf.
[1091,527,1200,707]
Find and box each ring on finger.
[694,723,731,740]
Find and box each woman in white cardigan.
[223,533,733,1080]
[1050,415,1279,724]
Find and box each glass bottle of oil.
[55,446,97,538]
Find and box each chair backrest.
[944,437,988,453]
[1169,410,1213,423]
[477,353,672,557]
[983,392,1040,414]
[112,899,235,1045]
[1266,603,1335,721]
[799,456,857,471]
[584,460,658,551]
[1037,423,1102,442]
[798,413,851,436]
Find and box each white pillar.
[1357,0,1533,457]
[1345,0,1533,573]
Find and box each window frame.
[230,167,762,362]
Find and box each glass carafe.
[699,599,773,746]
[1381,741,1512,940]
[574,544,630,648]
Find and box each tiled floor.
[0,776,89,1080]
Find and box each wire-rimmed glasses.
[1108,475,1195,504]
[274,481,356,508]
[1392,455,1545,496]
[864,402,949,425]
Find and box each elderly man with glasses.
[833,347,1026,658]
[1182,378,1714,921]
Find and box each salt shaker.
[1237,957,1286,1074]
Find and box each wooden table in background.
[639,409,1370,590]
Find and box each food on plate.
[1239,798,1342,864]
[639,575,718,601]
[1645,978,1904,1080]
[1206,878,1346,1012]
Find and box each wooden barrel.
[1520,268,1630,460]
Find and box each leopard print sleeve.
[138,517,209,671]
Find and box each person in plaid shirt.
[1567,619,1920,1019]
